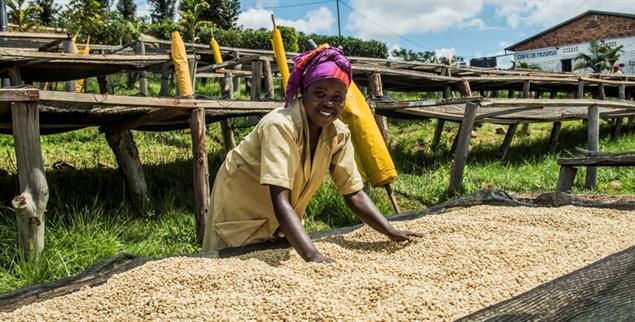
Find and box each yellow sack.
[271,28,290,92]
[171,32,193,96]
[340,82,397,187]
[210,37,223,65]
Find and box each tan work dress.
[201,99,364,251]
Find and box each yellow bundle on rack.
[170,32,193,96]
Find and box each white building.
[505,10,635,74]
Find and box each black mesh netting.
[1,190,634,320]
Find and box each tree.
[149,0,177,23]
[179,0,211,42]
[180,0,239,30]
[116,0,136,21]
[65,0,105,40]
[391,47,463,65]
[574,40,624,73]
[31,0,60,26]
[7,0,42,31]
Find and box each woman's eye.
[333,95,345,103]
[314,91,326,98]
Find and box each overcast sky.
[54,0,635,60]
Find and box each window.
[561,59,572,72]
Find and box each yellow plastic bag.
[171,32,193,96]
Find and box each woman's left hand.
[387,230,424,241]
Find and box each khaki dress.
[201,99,364,251]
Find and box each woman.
[202,46,421,263]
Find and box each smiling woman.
[201,46,421,263]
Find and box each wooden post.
[369,72,390,143]
[457,79,472,97]
[612,84,627,139]
[548,121,562,153]
[577,80,584,99]
[508,89,515,98]
[232,50,241,94]
[585,105,599,189]
[135,41,147,95]
[499,123,517,159]
[63,40,76,92]
[188,58,197,92]
[190,108,209,245]
[220,72,236,151]
[11,101,48,261]
[598,84,606,100]
[449,102,479,194]
[97,76,108,94]
[431,119,445,151]
[159,63,170,97]
[263,60,275,100]
[444,86,452,99]
[105,131,149,213]
[250,61,263,101]
[491,90,499,98]
[518,81,531,137]
[556,166,577,193]
[550,91,557,99]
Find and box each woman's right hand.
[307,252,336,264]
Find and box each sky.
[57,0,635,61]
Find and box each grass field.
[1,77,635,294]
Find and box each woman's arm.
[269,185,335,263]
[344,190,422,241]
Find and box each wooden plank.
[190,108,209,245]
[105,130,149,213]
[449,102,479,194]
[11,101,48,261]
[556,166,577,193]
[585,104,599,189]
[475,106,542,120]
[481,98,635,109]
[577,80,584,99]
[0,87,39,101]
[62,40,76,92]
[522,80,530,98]
[38,90,283,111]
[558,154,635,166]
[499,123,517,159]
[197,55,273,73]
[0,49,175,62]
[548,122,562,153]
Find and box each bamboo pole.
[499,123,517,159]
[220,72,236,151]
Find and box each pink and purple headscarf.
[285,46,352,106]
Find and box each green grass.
[1,79,635,294]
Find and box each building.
[505,10,635,74]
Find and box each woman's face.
[301,78,347,129]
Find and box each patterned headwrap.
[285,45,352,106]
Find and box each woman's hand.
[387,230,424,242]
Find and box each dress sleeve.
[330,132,364,195]
[259,122,300,189]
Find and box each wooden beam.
[38,90,283,111]
[457,79,472,97]
[585,104,599,189]
[105,130,149,213]
[190,108,209,245]
[577,80,584,99]
[159,63,170,97]
[499,123,517,159]
[11,101,48,261]
[522,80,530,98]
[197,55,273,73]
[0,87,39,101]
[449,102,479,194]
